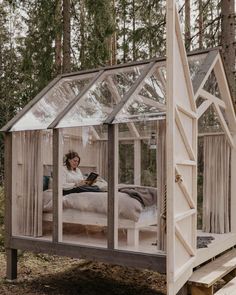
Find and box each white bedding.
[43,189,145,222]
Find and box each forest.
[0,0,235,294]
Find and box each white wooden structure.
[2,1,236,294]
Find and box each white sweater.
[62,166,84,190]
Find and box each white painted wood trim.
[175,224,195,256]
[197,100,212,119]
[214,58,236,132]
[175,166,195,209]
[177,104,197,119]
[175,209,196,222]
[175,108,196,161]
[199,89,226,109]
[230,134,236,233]
[176,160,196,166]
[213,104,234,148]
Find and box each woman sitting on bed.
[62,151,101,196]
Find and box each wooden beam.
[138,94,166,111]
[175,167,195,209]
[213,104,235,148]
[197,100,212,119]
[193,51,219,99]
[52,129,63,242]
[230,133,236,233]
[175,224,195,257]
[49,70,105,129]
[199,89,226,109]
[10,236,166,273]
[177,104,197,119]
[214,58,236,132]
[104,61,157,124]
[6,248,17,280]
[175,108,196,161]
[4,133,13,247]
[107,124,118,249]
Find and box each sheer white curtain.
[22,130,43,237]
[203,135,230,234]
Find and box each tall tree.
[221,0,235,102]
[185,0,191,50]
[63,0,71,73]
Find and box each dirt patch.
[0,251,166,294]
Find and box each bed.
[43,185,158,247]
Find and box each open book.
[86,172,98,185]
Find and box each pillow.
[94,176,107,191]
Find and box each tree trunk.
[198,0,203,49]
[185,0,191,51]
[79,0,86,68]
[221,0,235,103]
[55,0,62,74]
[62,0,71,73]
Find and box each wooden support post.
[6,248,17,281]
[53,129,63,242]
[107,124,118,249]
[134,140,141,185]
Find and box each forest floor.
[0,250,166,295]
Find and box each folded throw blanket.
[118,186,157,207]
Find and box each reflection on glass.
[119,142,134,184]
[11,75,95,131]
[188,53,207,81]
[196,96,206,108]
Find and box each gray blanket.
[118,186,157,207]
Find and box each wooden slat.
[213,104,235,148]
[10,236,167,273]
[175,108,196,161]
[176,160,196,166]
[175,224,195,257]
[215,276,236,294]
[214,58,236,132]
[193,50,219,99]
[175,167,195,209]
[189,249,236,287]
[197,100,212,119]
[177,104,197,119]
[199,89,226,109]
[175,209,196,222]
[6,248,17,280]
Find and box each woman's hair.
[64,151,80,170]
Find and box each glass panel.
[11,74,96,131]
[119,142,134,184]
[203,70,222,99]
[57,66,145,128]
[198,104,223,133]
[117,121,158,253]
[139,67,166,105]
[113,95,165,123]
[62,126,108,247]
[187,53,207,81]
[12,130,53,242]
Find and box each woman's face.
[68,156,79,170]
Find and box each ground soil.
[0,251,166,295]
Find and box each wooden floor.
[195,230,236,267]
